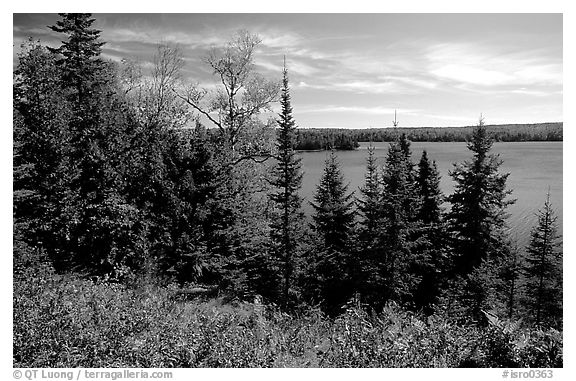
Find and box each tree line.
[292,123,562,151]
[13,14,562,329]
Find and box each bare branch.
[231,153,274,167]
[173,88,223,131]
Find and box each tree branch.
[173,88,223,131]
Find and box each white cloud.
[259,32,303,49]
[426,43,562,88]
[300,105,419,115]
[295,80,399,94]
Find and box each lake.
[298,141,563,250]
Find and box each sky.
[12,13,563,128]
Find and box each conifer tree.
[358,144,382,237]
[500,240,522,319]
[269,63,304,306]
[48,13,145,275]
[447,117,515,276]
[413,150,448,312]
[416,150,443,224]
[48,13,106,107]
[13,41,76,270]
[444,117,515,321]
[356,144,385,305]
[377,137,421,305]
[309,151,355,313]
[523,192,562,328]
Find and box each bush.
[13,260,563,368]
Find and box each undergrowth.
[13,245,562,368]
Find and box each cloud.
[426,43,562,88]
[259,32,303,49]
[300,105,419,115]
[509,88,562,97]
[297,79,406,95]
[418,113,480,124]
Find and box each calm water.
[298,142,563,250]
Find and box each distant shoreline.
[294,122,562,150]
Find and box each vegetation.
[13,249,562,368]
[290,123,562,151]
[268,63,305,307]
[523,192,562,328]
[13,14,562,368]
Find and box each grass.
[13,246,562,368]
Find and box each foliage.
[295,129,360,150]
[13,14,563,367]
[304,123,562,145]
[522,192,562,328]
[412,150,450,313]
[447,117,515,276]
[13,261,562,368]
[268,65,305,307]
[308,151,356,314]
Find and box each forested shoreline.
[13,14,563,368]
[292,123,562,151]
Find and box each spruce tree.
[48,13,106,107]
[416,150,443,224]
[309,151,355,313]
[447,117,515,276]
[354,136,423,309]
[413,150,448,312]
[445,117,515,321]
[13,41,76,270]
[500,240,522,319]
[48,13,145,275]
[269,63,304,306]
[523,192,562,328]
[357,144,385,305]
[357,144,382,240]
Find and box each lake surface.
[298,141,563,250]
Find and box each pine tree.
[48,13,146,275]
[523,192,562,328]
[378,138,420,305]
[309,151,355,313]
[48,13,106,107]
[13,40,76,270]
[413,150,448,312]
[500,240,522,319]
[357,144,382,237]
[356,144,386,305]
[448,117,515,276]
[445,116,515,322]
[416,150,443,224]
[269,63,304,306]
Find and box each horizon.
[291,121,564,130]
[13,13,563,128]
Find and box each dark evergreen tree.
[48,13,106,107]
[413,150,448,313]
[416,150,443,224]
[356,144,386,306]
[378,138,420,305]
[48,13,147,275]
[523,192,562,328]
[447,117,515,276]
[269,64,304,306]
[444,117,515,322]
[309,151,355,314]
[13,41,76,270]
[500,240,522,319]
[357,144,382,237]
